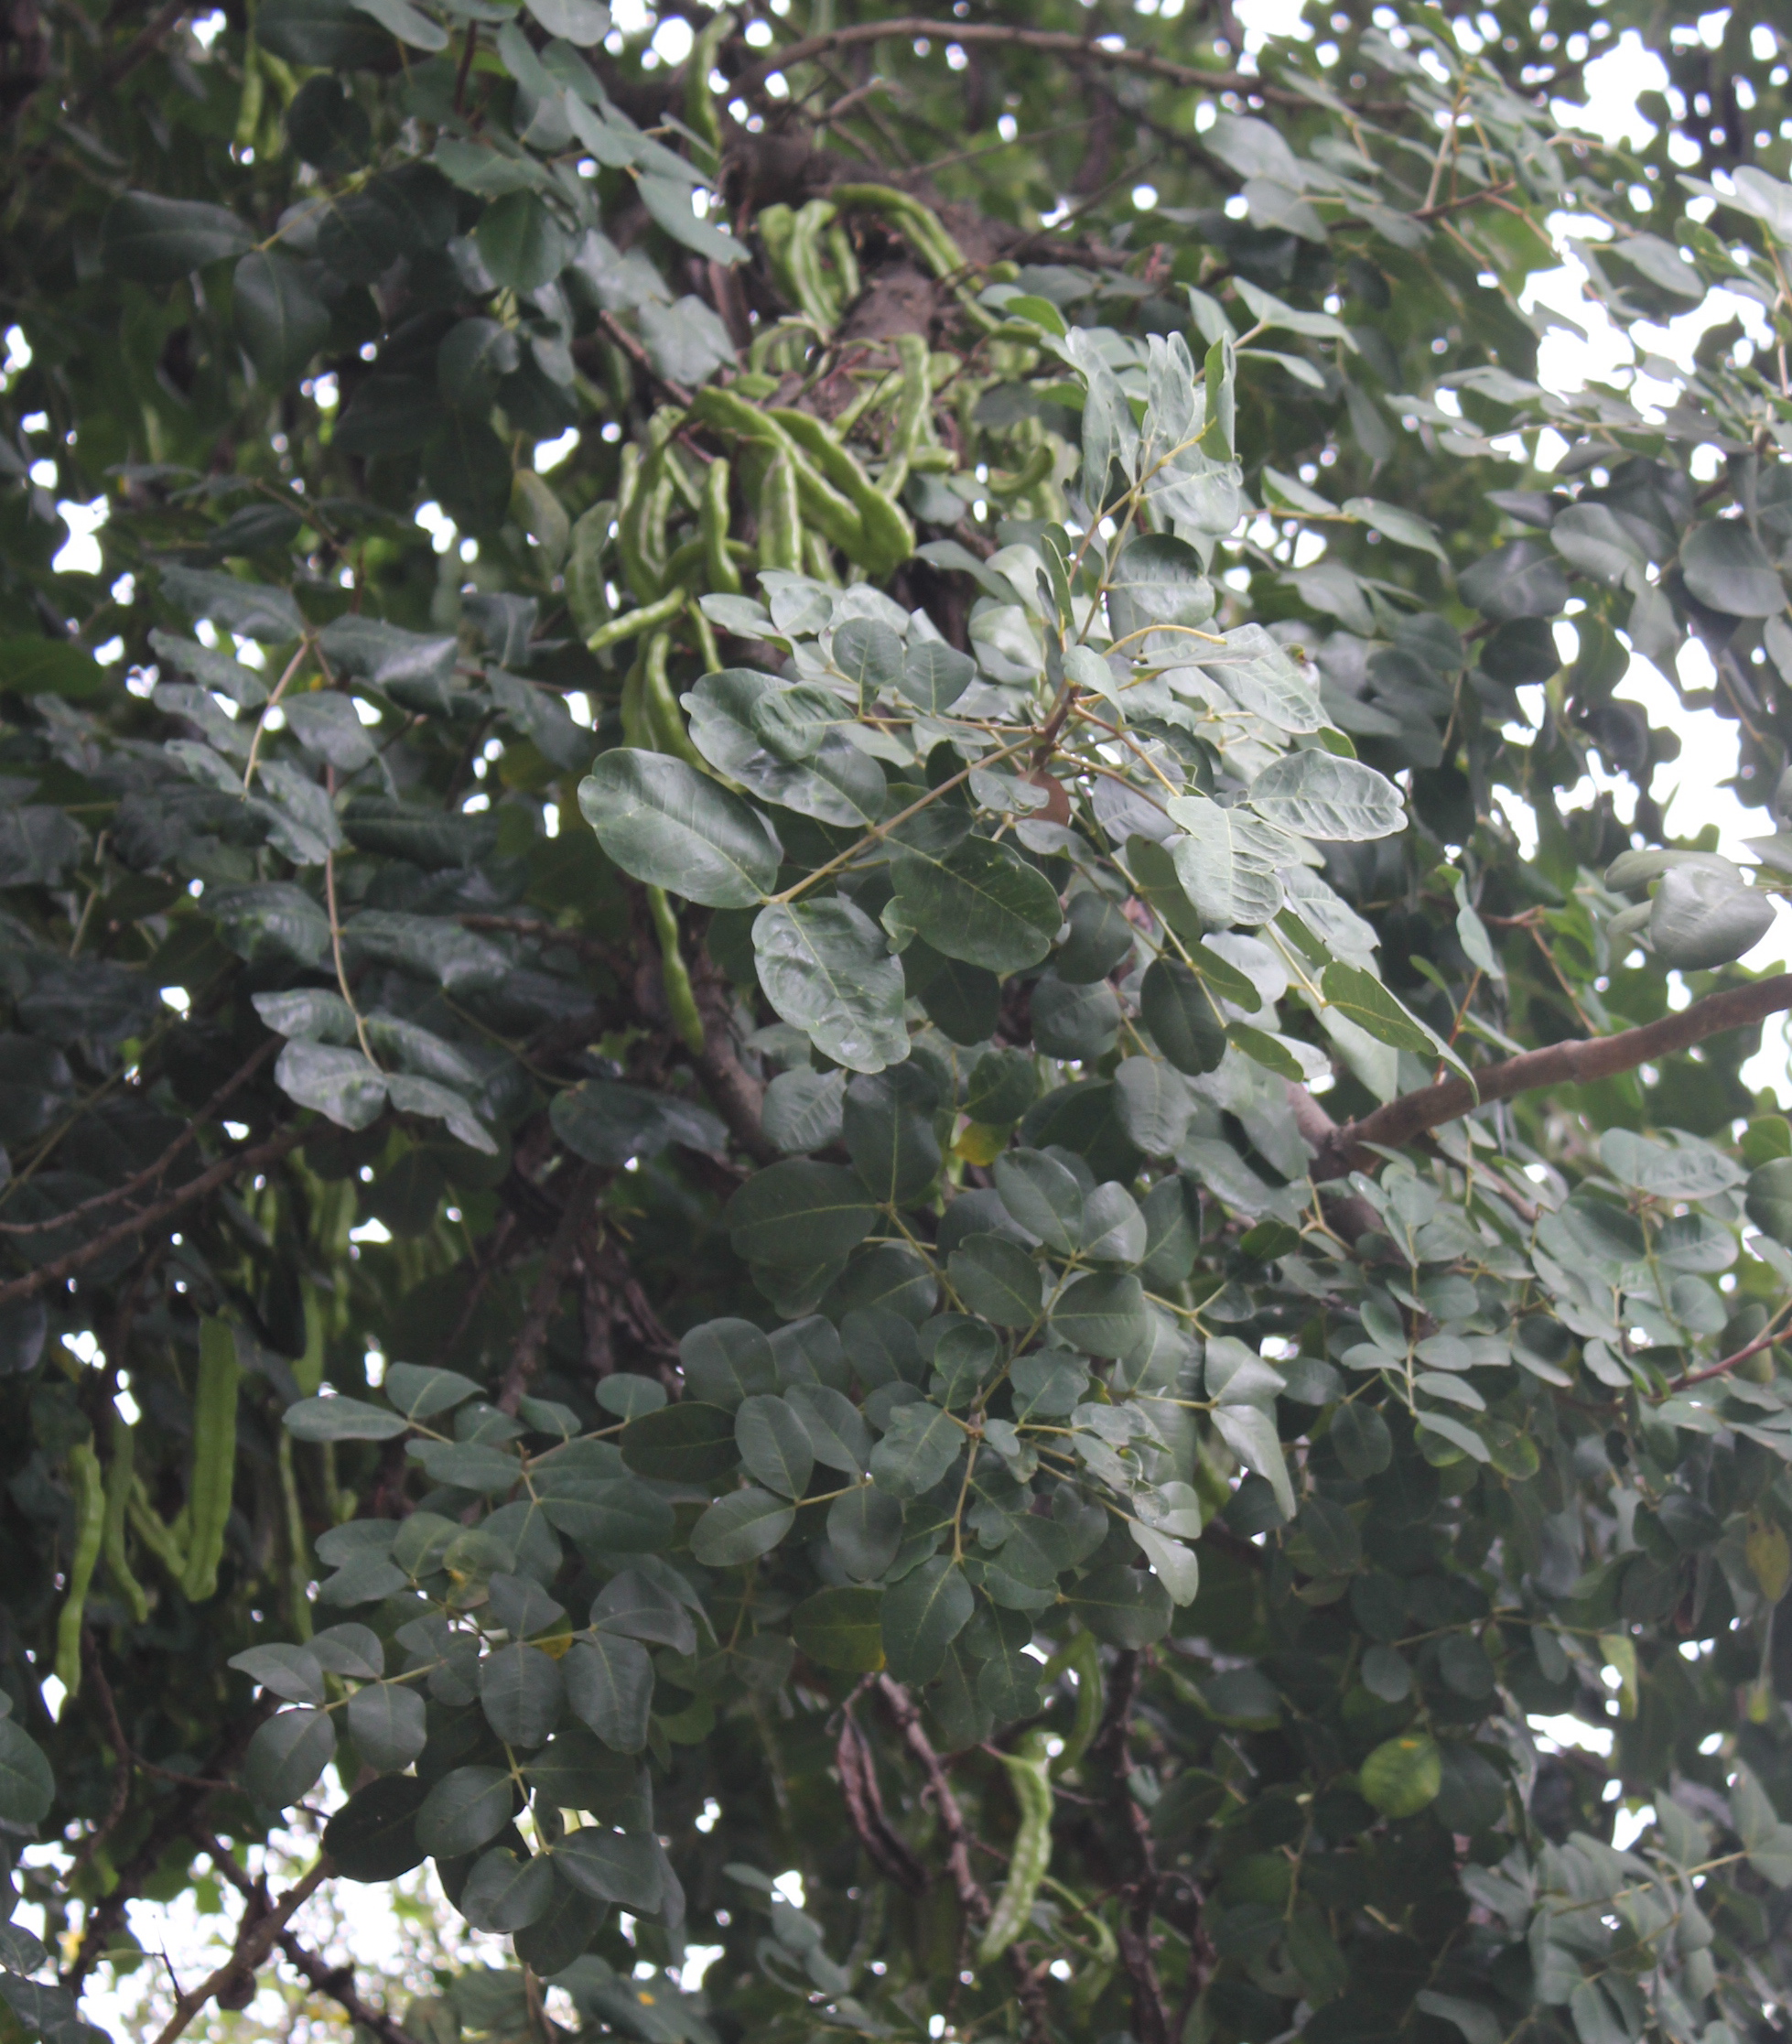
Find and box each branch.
[0,1124,307,1309]
[1315,974,1792,1180]
[496,1163,610,1413]
[0,1040,279,1237]
[148,1859,330,2044]
[726,17,1400,115]
[196,1835,419,2044]
[873,1677,1051,2043]
[836,1705,930,1894]
[1090,1650,1171,2044]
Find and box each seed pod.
[102,1419,151,1626]
[977,1729,1054,1963]
[758,450,803,574]
[700,456,742,595]
[179,1316,241,1605]
[786,200,843,330]
[54,1440,106,1696]
[586,586,685,656]
[565,499,616,643]
[128,1479,190,1581]
[648,886,706,1056]
[641,629,706,772]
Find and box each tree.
[5,0,1792,2039]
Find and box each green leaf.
[1140,958,1226,1076]
[158,566,305,642]
[416,1765,515,1858]
[1165,795,1284,927]
[1064,1563,1173,1647]
[551,1080,727,1167]
[382,1364,481,1422]
[283,1393,408,1442]
[592,1569,696,1654]
[461,1848,556,1934]
[690,1487,796,1566]
[229,1644,326,1704]
[752,901,909,1075]
[232,251,329,384]
[1682,519,1785,617]
[346,1682,428,1771]
[534,1473,674,1552]
[948,1235,1042,1329]
[727,1161,877,1268]
[351,0,450,46]
[0,638,104,698]
[1320,963,1438,1055]
[1247,751,1405,842]
[869,1401,963,1498]
[1358,1734,1442,1817]
[480,1643,566,1748]
[734,1395,815,1500]
[619,1403,740,1484]
[899,639,976,714]
[793,1586,885,1671]
[784,1383,870,1475]
[1649,866,1776,969]
[525,0,610,39]
[1114,1057,1192,1156]
[880,1555,973,1683]
[578,750,780,907]
[994,1148,1086,1253]
[555,1829,664,1911]
[1344,496,1446,558]
[1106,534,1216,659]
[1458,540,1570,622]
[476,190,569,293]
[1212,1403,1295,1519]
[679,1319,777,1410]
[564,1634,653,1752]
[843,1065,941,1206]
[891,837,1062,974]
[638,172,748,265]
[244,1707,337,1810]
[1051,1271,1149,1358]
[103,192,253,279]
[827,1485,904,1580]
[324,1777,427,1881]
[1329,1401,1392,1478]
[0,1719,53,1827]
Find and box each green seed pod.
[102,1419,150,1626]
[977,1730,1054,1963]
[641,629,706,772]
[586,586,685,656]
[648,885,706,1056]
[565,499,617,643]
[700,456,742,595]
[758,450,804,574]
[55,1440,106,1696]
[179,1316,241,1605]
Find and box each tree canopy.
[6,1,1792,2042]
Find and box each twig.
[148,1859,330,2044]
[70,0,188,114]
[0,1124,307,1310]
[70,1634,133,1876]
[729,17,1403,115]
[1319,972,1792,1175]
[1090,1649,1172,2044]
[837,1705,930,1894]
[0,1040,280,1237]
[196,1836,419,2044]
[496,1163,609,1413]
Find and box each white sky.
[36,9,1776,2031]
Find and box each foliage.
[5,2,1792,2044]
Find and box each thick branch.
[727,18,1398,115]
[1317,974,1792,1180]
[198,1835,418,2044]
[148,1860,329,2044]
[0,1124,306,1309]
[836,1707,930,1894]
[1091,1650,1171,2044]
[496,1163,610,1413]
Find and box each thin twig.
[148,1860,330,2044]
[0,1040,279,1238]
[0,1124,307,1309]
